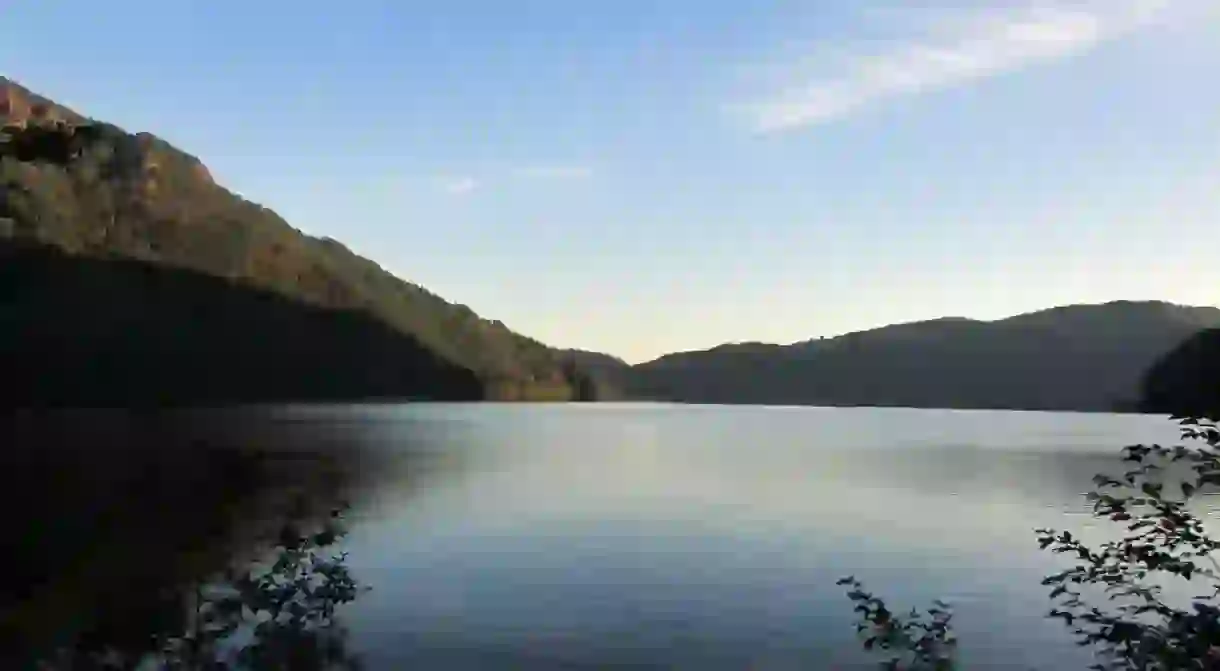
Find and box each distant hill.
[558,349,629,381]
[0,76,590,403]
[6,80,1211,411]
[620,302,1220,412]
[556,350,632,401]
[1140,327,1220,419]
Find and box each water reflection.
[1,408,401,669]
[329,405,1188,670]
[6,405,1211,670]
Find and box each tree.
[836,576,956,670]
[1034,416,1220,670]
[842,415,1220,670]
[159,505,367,670]
[42,502,367,670]
[0,121,100,165]
[561,359,601,402]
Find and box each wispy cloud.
[432,163,594,195]
[439,176,479,195]
[513,165,594,180]
[742,1,1171,133]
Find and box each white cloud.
[743,1,1172,133]
[439,176,479,195]
[432,165,592,195]
[513,165,594,180]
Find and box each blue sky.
[4,0,1219,362]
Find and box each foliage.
[559,358,603,402]
[160,506,367,670]
[836,576,956,671]
[1034,416,1220,670]
[0,121,100,166]
[842,415,1220,670]
[558,350,628,400]
[42,504,367,671]
[2,411,379,669]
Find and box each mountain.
[1,239,487,406]
[554,349,637,401]
[0,76,590,403]
[1140,327,1220,418]
[622,302,1220,412]
[558,349,629,386]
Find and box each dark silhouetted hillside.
[1140,328,1220,419]
[0,76,588,402]
[0,240,485,406]
[623,302,1220,411]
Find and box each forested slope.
[0,76,589,402]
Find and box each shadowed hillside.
[0,76,588,402]
[557,349,632,400]
[1,239,484,406]
[1140,327,1220,419]
[623,302,1220,411]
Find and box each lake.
[282,403,1195,670]
[7,403,1209,669]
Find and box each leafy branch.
[1035,416,1220,670]
[842,415,1220,670]
[837,576,956,671]
[158,503,368,670]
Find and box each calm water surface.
[285,404,1202,669]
